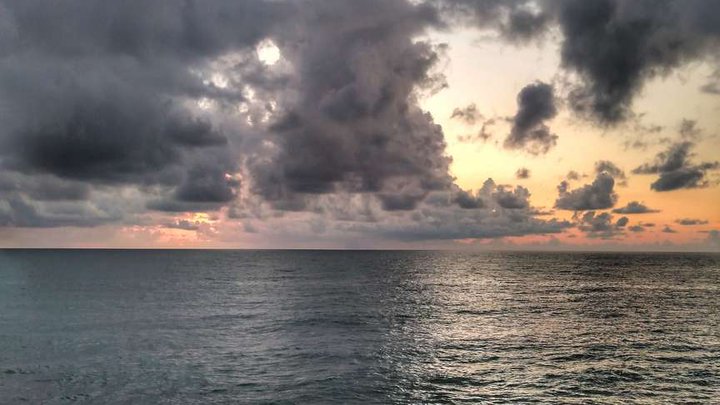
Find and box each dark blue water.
[1,250,719,403]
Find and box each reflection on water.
[1,250,719,403]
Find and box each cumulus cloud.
[504,82,558,154]
[555,173,618,211]
[1,0,718,248]
[576,211,627,239]
[595,160,627,186]
[632,141,719,191]
[612,201,659,214]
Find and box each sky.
[0,0,718,250]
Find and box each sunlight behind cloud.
[257,39,281,65]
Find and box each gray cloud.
[555,173,618,211]
[165,219,201,231]
[662,225,678,233]
[612,201,659,214]
[450,103,482,125]
[504,82,558,154]
[438,0,720,125]
[576,211,627,239]
[632,141,719,191]
[1,0,717,247]
[516,167,531,179]
[247,0,453,211]
[675,218,709,225]
[552,0,720,124]
[595,160,627,186]
[454,189,485,209]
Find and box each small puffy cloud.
[595,160,627,186]
[675,218,709,226]
[555,173,617,211]
[576,211,627,239]
[566,170,584,181]
[612,201,659,214]
[662,225,678,234]
[516,167,530,179]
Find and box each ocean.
[1,250,718,403]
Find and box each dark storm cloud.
[675,218,709,226]
[632,142,719,191]
[0,0,292,227]
[0,194,122,228]
[516,168,531,179]
[555,173,618,211]
[248,0,453,211]
[504,82,558,154]
[437,0,720,124]
[174,164,239,203]
[551,0,720,124]
[595,160,627,186]
[612,201,659,214]
[0,173,90,201]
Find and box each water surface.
[1,250,718,403]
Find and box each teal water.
[1,250,719,403]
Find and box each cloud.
[165,219,201,231]
[247,0,453,211]
[516,167,531,179]
[612,201,659,214]
[662,225,678,233]
[675,218,709,225]
[678,119,702,140]
[0,0,718,248]
[576,211,627,239]
[453,189,485,209]
[439,0,720,125]
[450,103,482,125]
[566,170,584,181]
[458,118,495,143]
[555,173,618,211]
[595,160,627,186]
[504,82,558,154]
[552,0,720,124]
[632,141,719,191]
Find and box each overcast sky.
[0,0,718,250]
